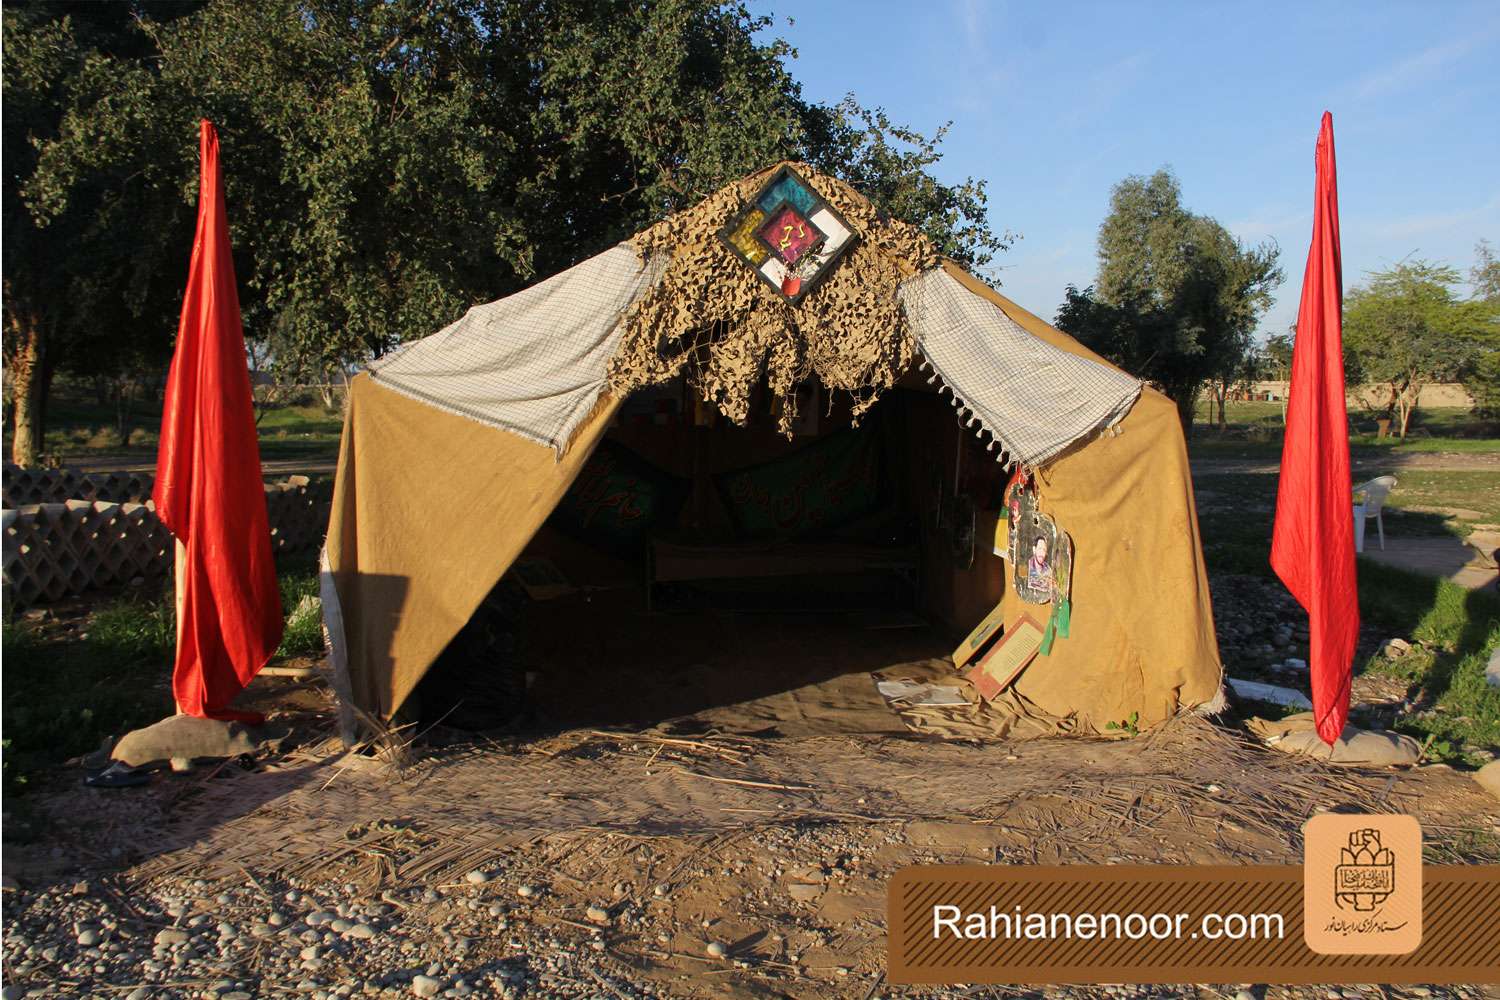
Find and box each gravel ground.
[4,861,1496,1000]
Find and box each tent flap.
[366,244,662,455]
[900,267,1141,468]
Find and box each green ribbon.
[1040,598,1071,655]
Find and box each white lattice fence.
[3,501,175,606]
[2,477,331,609]
[2,465,156,506]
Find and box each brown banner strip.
[888,865,1500,984]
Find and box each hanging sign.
[966,613,1045,701]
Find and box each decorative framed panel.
[717,166,860,305]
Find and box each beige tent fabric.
[322,375,619,734]
[942,263,1224,732]
[321,253,1221,740]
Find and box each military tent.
[319,162,1223,744]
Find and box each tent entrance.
[414,381,1008,735]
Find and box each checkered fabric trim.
[367,244,665,455]
[900,268,1142,469]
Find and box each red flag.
[1270,112,1357,746]
[153,120,283,722]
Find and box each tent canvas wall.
[319,163,1223,743]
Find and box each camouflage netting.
[609,162,940,435]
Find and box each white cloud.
[1348,24,1500,101]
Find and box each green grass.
[2,591,176,794]
[1195,469,1500,756]
[29,390,343,462]
[1189,403,1500,458]
[1,562,326,793]
[1379,471,1500,529]
[1358,562,1500,759]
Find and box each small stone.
[330,918,352,933]
[307,911,337,927]
[76,929,99,946]
[465,870,489,885]
[411,975,442,998]
[515,885,536,899]
[155,928,190,947]
[585,905,610,925]
[706,941,728,959]
[653,884,668,897]
[346,923,376,940]
[169,755,194,772]
[788,883,822,902]
[1234,990,1258,1000]
[1,986,27,1000]
[1475,760,1500,802]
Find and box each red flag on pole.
[154,120,283,722]
[1270,111,1357,746]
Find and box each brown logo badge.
[1303,814,1422,955]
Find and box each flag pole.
[173,537,187,714]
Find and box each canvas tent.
[319,162,1223,744]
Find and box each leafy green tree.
[1055,169,1281,435]
[4,1,203,467]
[9,0,1005,466]
[1466,240,1500,414]
[1343,260,1496,436]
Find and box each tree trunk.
[1174,388,1198,439]
[8,315,46,468]
[1395,376,1422,440]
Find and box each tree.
[1261,330,1295,421]
[1054,169,1282,434]
[1465,239,1500,414]
[4,2,202,467]
[1342,259,1496,437]
[10,0,1006,466]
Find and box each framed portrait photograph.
[1013,502,1059,605]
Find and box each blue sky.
[754,1,1500,339]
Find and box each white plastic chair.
[1353,475,1397,553]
